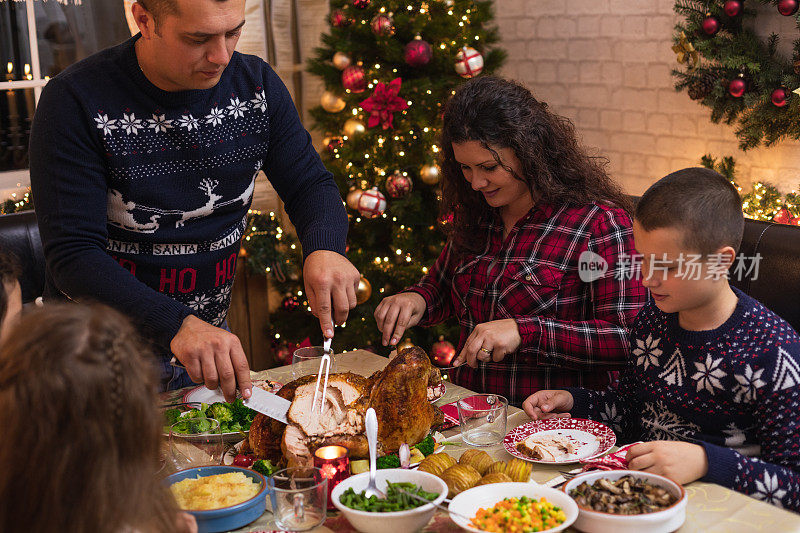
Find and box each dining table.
[162,349,800,533]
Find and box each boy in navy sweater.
[523,168,800,511]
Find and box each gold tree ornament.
[356,276,373,304]
[420,164,441,185]
[396,338,415,352]
[346,187,364,210]
[343,117,366,137]
[332,52,352,70]
[320,90,346,113]
[672,32,699,71]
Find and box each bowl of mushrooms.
[562,470,687,533]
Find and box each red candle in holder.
[313,445,350,509]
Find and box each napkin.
[579,441,643,471]
[437,401,459,430]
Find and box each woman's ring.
[480,347,492,354]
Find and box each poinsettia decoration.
[359,77,409,129]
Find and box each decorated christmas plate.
[427,381,446,403]
[503,418,615,464]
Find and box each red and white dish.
[503,418,616,464]
[427,381,446,403]
[181,379,282,404]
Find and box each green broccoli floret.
[414,435,435,457]
[376,455,401,469]
[230,398,257,426]
[184,406,206,419]
[163,408,182,426]
[207,402,234,423]
[252,459,276,477]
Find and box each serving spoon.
[364,407,386,499]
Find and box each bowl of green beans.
[331,468,448,533]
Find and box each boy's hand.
[626,441,709,485]
[522,390,574,420]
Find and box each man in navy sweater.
[29,0,360,400]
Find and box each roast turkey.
[249,346,443,467]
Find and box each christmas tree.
[671,0,800,150]
[260,0,506,357]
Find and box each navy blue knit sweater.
[569,287,800,511]
[29,35,347,351]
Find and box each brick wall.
[495,0,800,196]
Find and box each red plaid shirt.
[408,201,646,406]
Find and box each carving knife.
[169,356,290,423]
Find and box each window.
[0,0,130,190]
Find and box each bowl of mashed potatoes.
[166,466,267,533]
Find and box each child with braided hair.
[0,303,196,533]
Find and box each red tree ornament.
[778,0,799,16]
[771,87,789,107]
[385,171,413,198]
[728,77,746,97]
[455,47,484,78]
[275,343,293,365]
[341,65,366,93]
[357,187,387,218]
[436,212,454,230]
[359,77,409,129]
[774,208,791,224]
[330,9,352,28]
[431,336,456,366]
[701,15,721,35]
[353,0,370,8]
[724,0,743,17]
[281,295,300,311]
[323,135,344,152]
[404,38,433,67]
[371,14,395,36]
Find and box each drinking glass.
[456,394,508,447]
[268,467,328,531]
[168,416,224,471]
[292,346,336,380]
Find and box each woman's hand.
[452,319,521,367]
[626,441,709,485]
[374,292,427,346]
[522,390,574,420]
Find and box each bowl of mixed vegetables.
[331,468,448,533]
[448,482,578,533]
[163,399,257,444]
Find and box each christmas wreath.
[672,0,800,149]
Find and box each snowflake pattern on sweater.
[569,287,800,511]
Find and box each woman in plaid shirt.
[375,77,646,405]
